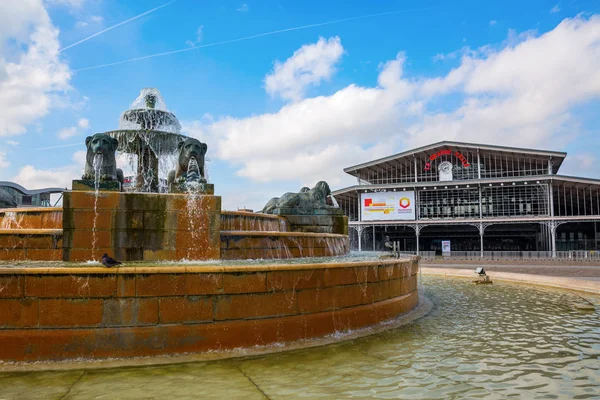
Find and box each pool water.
[1,276,599,399]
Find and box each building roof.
[332,174,600,199]
[343,141,567,178]
[0,181,65,195]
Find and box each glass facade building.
[0,182,64,208]
[332,141,600,255]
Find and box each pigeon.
[101,253,122,267]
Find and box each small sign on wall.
[442,240,451,254]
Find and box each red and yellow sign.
[424,148,471,171]
[360,191,415,221]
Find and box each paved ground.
[421,262,600,279]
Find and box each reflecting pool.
[1,276,599,399]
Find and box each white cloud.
[77,118,89,129]
[72,150,87,165]
[57,118,88,139]
[45,0,86,8]
[236,4,249,12]
[75,14,102,29]
[409,16,600,148]
[12,164,80,189]
[186,25,204,47]
[551,5,560,13]
[264,36,344,101]
[182,15,600,212]
[183,52,412,187]
[57,126,78,140]
[6,140,19,146]
[0,1,71,137]
[561,153,597,176]
[489,20,497,26]
[0,152,9,168]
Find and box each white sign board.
[442,240,451,254]
[360,191,416,221]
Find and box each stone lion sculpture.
[0,188,17,208]
[81,133,123,184]
[260,181,334,214]
[167,138,208,185]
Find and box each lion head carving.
[167,138,208,186]
[82,133,123,184]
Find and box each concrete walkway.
[422,262,600,279]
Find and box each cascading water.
[0,212,21,229]
[91,154,103,260]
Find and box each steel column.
[479,223,484,258]
[373,225,376,251]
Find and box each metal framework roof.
[0,181,65,195]
[343,141,567,177]
[332,174,600,200]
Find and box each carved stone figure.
[261,181,334,214]
[81,133,123,184]
[0,188,17,208]
[167,138,208,185]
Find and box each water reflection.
[1,276,599,399]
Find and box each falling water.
[0,212,21,229]
[91,154,103,260]
[204,157,211,184]
[328,194,339,208]
[184,183,209,260]
[220,213,288,232]
[186,156,200,183]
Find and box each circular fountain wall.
[0,257,418,362]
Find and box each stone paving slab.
[421,267,600,295]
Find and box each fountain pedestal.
[62,191,221,261]
[71,180,121,192]
[169,182,215,195]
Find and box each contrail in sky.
[60,0,176,52]
[36,143,81,150]
[74,7,433,72]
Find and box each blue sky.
[1,0,599,210]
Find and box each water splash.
[118,88,181,134]
[128,88,170,111]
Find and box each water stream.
[0,212,21,229]
[90,154,102,260]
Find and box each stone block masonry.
[62,191,221,262]
[0,258,419,362]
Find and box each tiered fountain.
[0,89,419,364]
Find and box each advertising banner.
[360,191,416,221]
[442,240,451,254]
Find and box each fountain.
[0,88,418,364]
[108,88,186,192]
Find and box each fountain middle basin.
[0,257,418,362]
